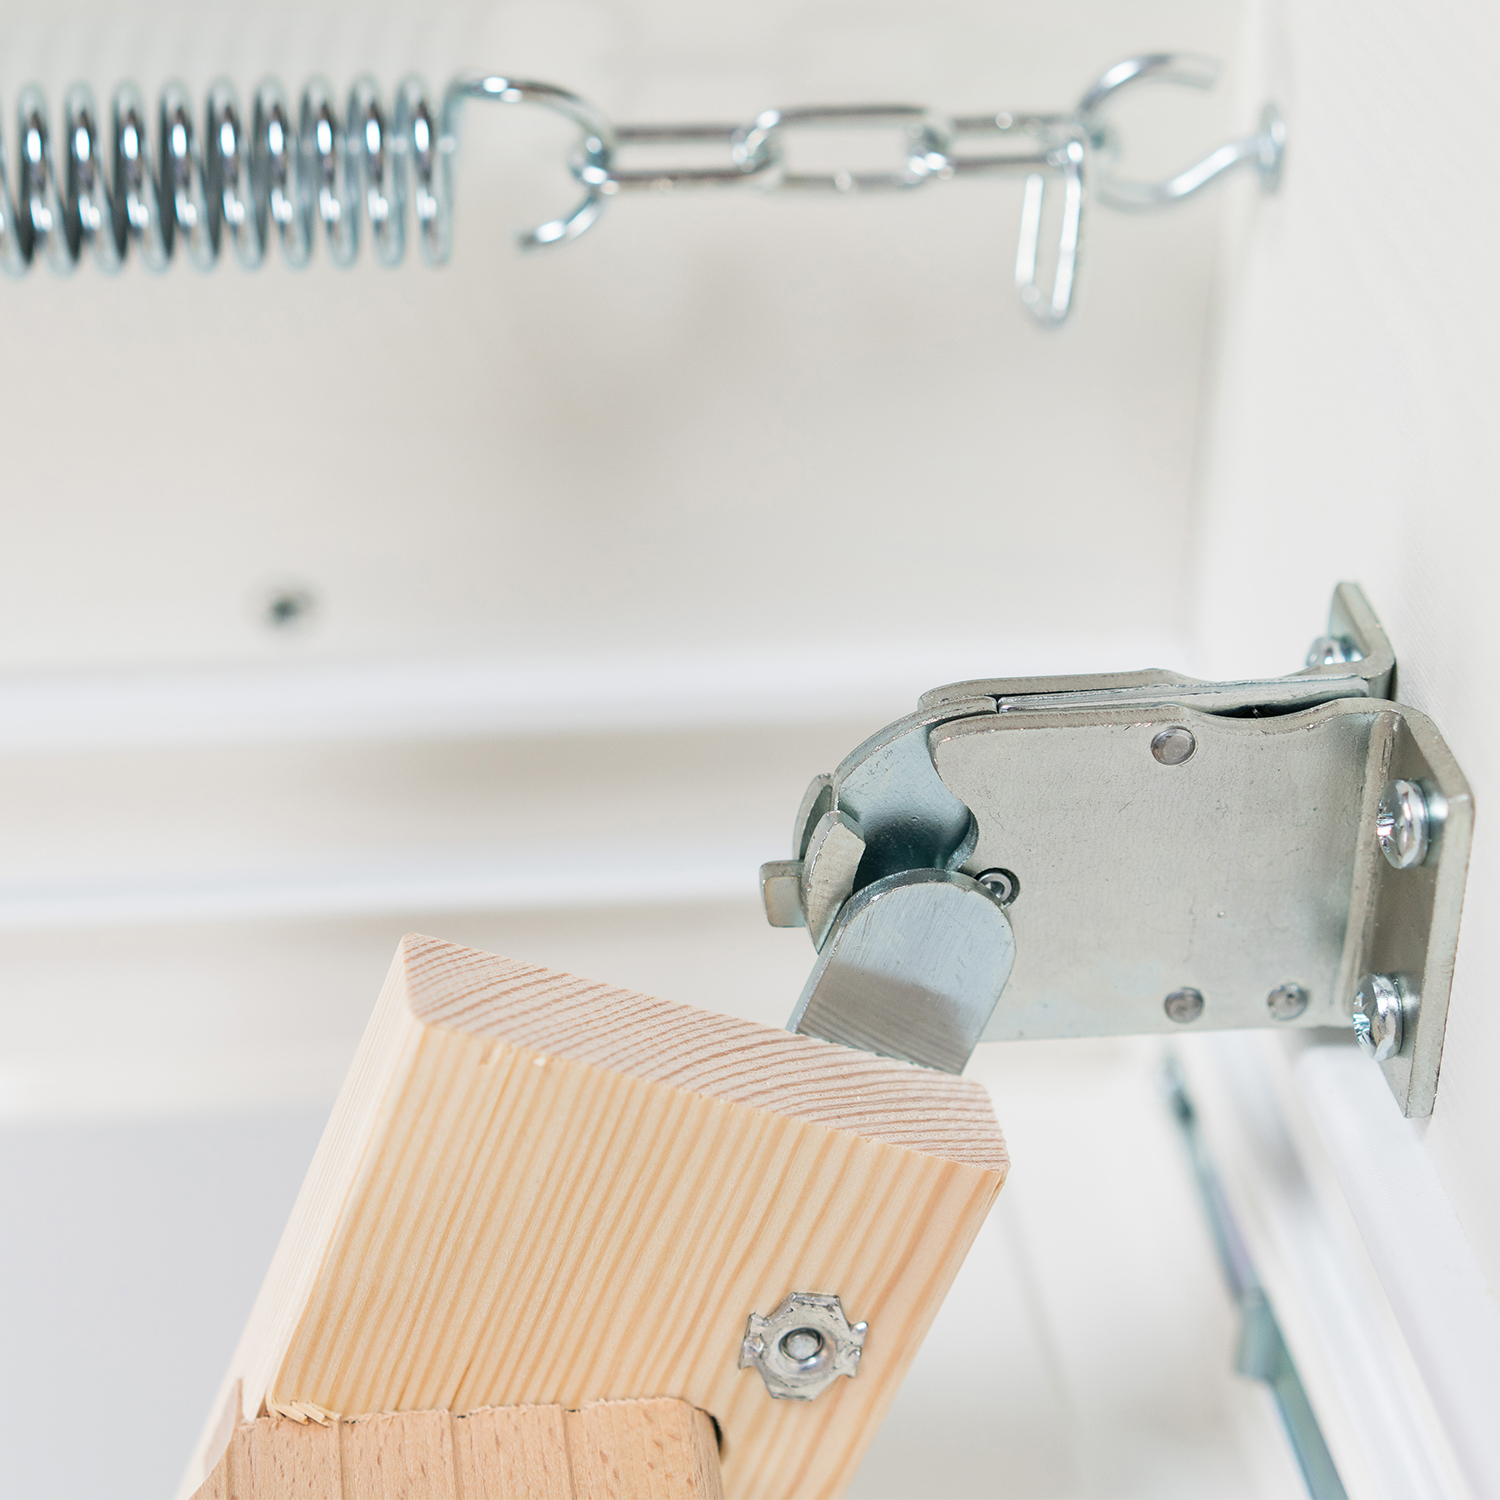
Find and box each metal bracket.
[760,585,1472,1117]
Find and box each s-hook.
[0,53,1283,327]
[1079,54,1285,212]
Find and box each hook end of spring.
[1256,103,1286,193]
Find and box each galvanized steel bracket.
[760,585,1472,1117]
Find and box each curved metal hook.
[1078,53,1284,213]
[1076,52,1219,120]
[439,76,616,251]
[1015,132,1085,327]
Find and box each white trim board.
[0,841,764,932]
[1179,1034,1480,1500]
[0,632,1188,754]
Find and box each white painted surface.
[0,839,759,928]
[1192,0,1500,1299]
[0,0,1236,675]
[1180,1036,1469,1500]
[0,631,1183,755]
[3,0,1445,1492]
[1296,1047,1500,1500]
[1177,0,1500,1487]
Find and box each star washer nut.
[738,1291,867,1400]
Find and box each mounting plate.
[762,585,1473,1117]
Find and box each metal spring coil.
[0,74,605,275]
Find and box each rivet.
[1267,983,1309,1021]
[1151,727,1196,766]
[1164,987,1204,1024]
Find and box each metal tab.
[1343,707,1472,1117]
[800,810,866,949]
[759,859,806,928]
[920,584,1393,717]
[789,868,1015,1073]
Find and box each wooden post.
[181,935,1008,1500]
[193,1398,724,1499]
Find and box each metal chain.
[477,52,1278,325]
[597,107,1063,195]
[596,106,1090,324]
[519,51,1280,327]
[551,98,1084,321]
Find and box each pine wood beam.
[182,935,1007,1499]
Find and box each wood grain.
[451,1403,573,1497]
[191,1399,723,1499]
[182,935,1007,1499]
[568,1399,725,1500]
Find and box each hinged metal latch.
[760,585,1472,1118]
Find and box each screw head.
[1352,974,1404,1061]
[1376,779,1432,870]
[1306,634,1363,667]
[1164,987,1204,1024]
[1267,983,1309,1021]
[1151,727,1196,766]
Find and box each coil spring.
[0,74,606,275]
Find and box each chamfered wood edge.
[399,933,1006,1170]
[182,947,428,1497]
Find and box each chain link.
[578,103,1068,197]
[524,53,1284,326]
[564,98,1086,322]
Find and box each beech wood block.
[192,1398,724,1500]
[182,935,1008,1500]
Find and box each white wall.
[0,0,1235,674]
[0,0,1253,1248]
[0,2,1351,1495]
[1193,0,1500,1290]
[1186,1,1500,1490]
